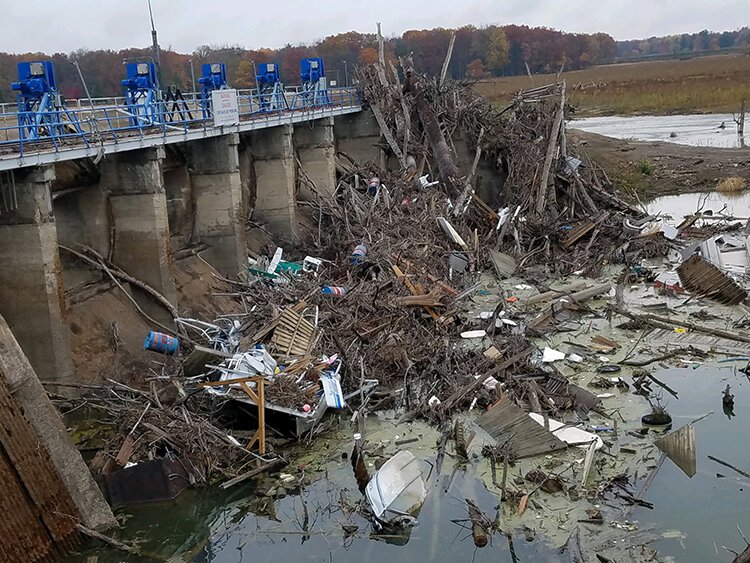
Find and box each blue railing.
[0,86,361,161]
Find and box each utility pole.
[342,60,349,87]
[189,59,196,97]
[251,60,258,91]
[147,0,161,84]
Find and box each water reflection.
[647,190,750,223]
[636,365,750,562]
[572,114,746,148]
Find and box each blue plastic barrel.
[321,286,348,297]
[143,331,179,355]
[350,244,367,265]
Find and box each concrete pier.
[187,134,247,276]
[0,313,116,531]
[101,147,178,309]
[0,166,74,384]
[249,124,300,242]
[295,117,337,200]
[334,111,383,166]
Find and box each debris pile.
[58,50,750,562]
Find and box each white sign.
[212,89,239,127]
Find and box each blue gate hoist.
[11,61,86,143]
[297,58,330,108]
[121,62,163,127]
[255,63,286,113]
[198,63,228,118]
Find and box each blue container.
[321,286,348,297]
[144,331,179,355]
[350,244,367,265]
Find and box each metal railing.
[0,86,361,162]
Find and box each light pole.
[146,0,161,84]
[341,59,349,87]
[188,59,196,99]
[251,60,258,91]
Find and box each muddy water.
[68,366,750,563]
[572,114,745,148]
[647,190,750,222]
[70,417,561,562]
[635,365,750,562]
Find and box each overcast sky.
[2,0,745,54]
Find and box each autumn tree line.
[0,25,747,103]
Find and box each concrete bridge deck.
[0,87,361,171]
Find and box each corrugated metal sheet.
[0,371,81,562]
[655,424,696,478]
[676,254,747,305]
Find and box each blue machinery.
[11,61,86,143]
[121,62,162,126]
[297,58,330,108]
[255,63,286,112]
[198,63,228,118]
[3,57,356,160]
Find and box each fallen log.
[466,499,489,547]
[439,347,532,414]
[607,304,750,345]
[402,58,461,199]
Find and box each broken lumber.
[402,58,461,199]
[607,304,750,344]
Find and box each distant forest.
[1,25,748,102]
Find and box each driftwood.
[707,455,750,479]
[536,82,565,216]
[402,58,461,199]
[607,304,750,344]
[466,499,489,547]
[439,32,457,87]
[439,347,532,414]
[76,523,140,555]
[220,458,287,489]
[61,244,179,319]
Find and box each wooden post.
[257,377,266,455]
[237,377,267,456]
[535,81,565,216]
[439,32,457,87]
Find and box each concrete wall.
[0,166,74,385]
[248,125,300,244]
[334,111,383,165]
[294,117,337,200]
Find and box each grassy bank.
[475,53,750,116]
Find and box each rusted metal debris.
[0,371,82,562]
[676,254,748,305]
[655,424,697,478]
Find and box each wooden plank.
[392,264,439,320]
[477,399,567,459]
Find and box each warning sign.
[211,89,240,127]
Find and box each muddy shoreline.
[570,129,750,200]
